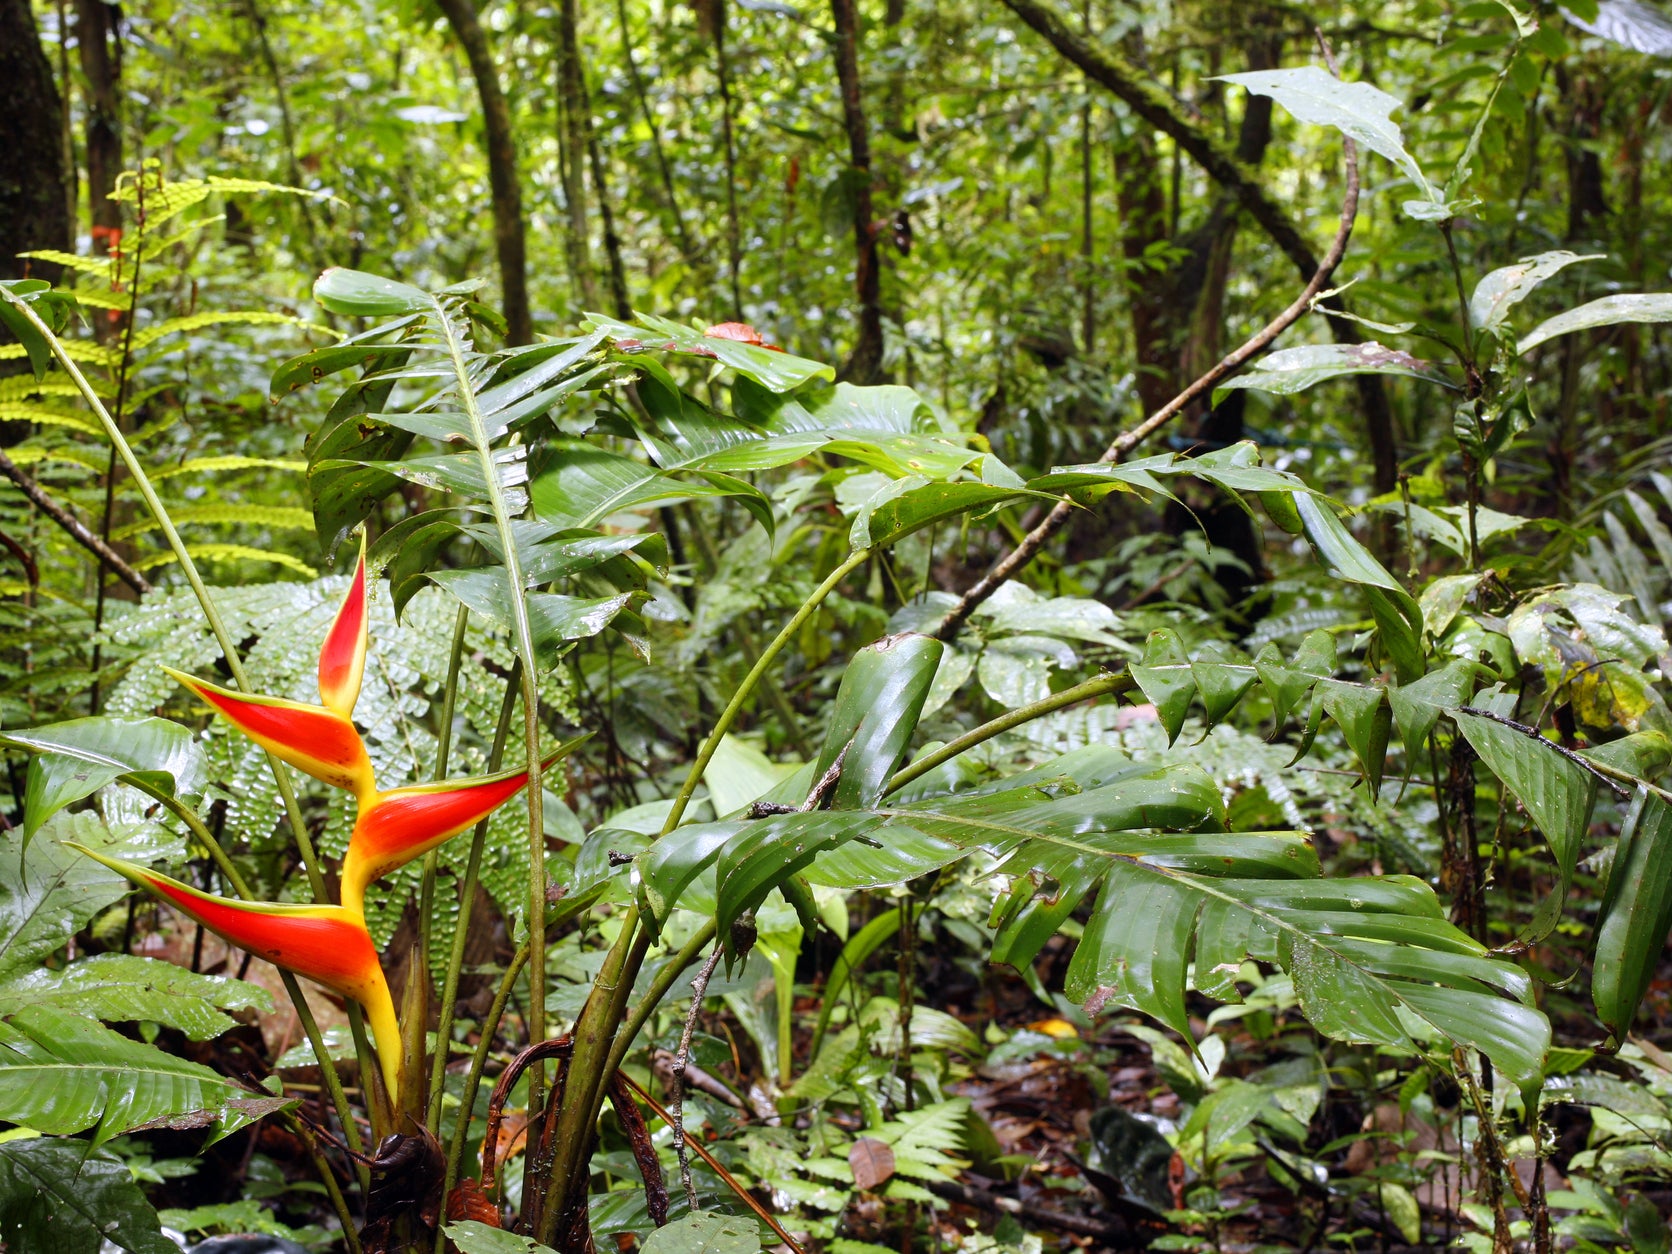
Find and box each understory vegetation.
[7,1,1672,1252]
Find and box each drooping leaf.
[0,1138,177,1254]
[1593,787,1672,1040]
[1387,659,1478,756]
[313,267,431,317]
[0,1005,253,1145]
[0,716,203,850]
[1214,343,1452,401]
[1469,251,1604,330]
[1317,680,1392,790]
[445,1221,560,1254]
[1519,293,1672,354]
[638,1212,762,1254]
[1129,629,1197,744]
[592,311,832,393]
[1219,67,1432,196]
[1454,711,1597,935]
[810,632,944,811]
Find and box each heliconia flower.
[338,743,586,916]
[317,535,369,718]
[70,845,403,1099]
[163,667,376,800]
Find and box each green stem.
[429,660,522,1135]
[883,670,1133,796]
[283,970,371,1192]
[281,1110,364,1254]
[662,547,870,836]
[439,938,531,1248]
[419,603,471,1128]
[0,292,374,1098]
[534,548,869,1240]
[601,920,719,1083]
[433,297,548,1103]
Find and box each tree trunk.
[0,0,73,282]
[74,0,121,255]
[554,0,597,309]
[830,0,885,383]
[712,0,743,319]
[434,0,532,344]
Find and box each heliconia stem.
[318,533,369,718]
[339,739,589,916]
[70,844,403,1098]
[165,667,376,800]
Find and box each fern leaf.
[152,456,308,480]
[0,375,107,402]
[112,504,315,541]
[0,339,121,368]
[0,953,271,1040]
[133,544,317,577]
[129,311,326,354]
[0,402,101,435]
[17,248,111,276]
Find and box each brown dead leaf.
[849,1137,896,1191]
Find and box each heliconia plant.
[70,538,578,1103]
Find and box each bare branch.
[0,448,151,595]
[934,137,1361,641]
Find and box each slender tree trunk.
[830,0,884,382]
[614,0,697,264]
[434,0,532,343]
[74,0,121,256]
[712,0,743,319]
[587,128,632,320]
[1078,2,1094,357]
[0,0,73,283]
[554,0,597,308]
[238,0,324,269]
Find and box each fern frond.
[0,340,121,368]
[132,545,317,577]
[129,311,328,354]
[17,249,111,277]
[112,504,315,541]
[152,456,307,480]
[0,403,102,435]
[0,376,107,402]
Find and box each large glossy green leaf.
[1593,787,1672,1040]
[304,372,414,551]
[638,1212,761,1254]
[1129,629,1196,745]
[0,717,203,849]
[0,954,271,1041]
[428,567,638,667]
[1469,251,1604,330]
[1519,293,1672,354]
[810,632,944,810]
[853,481,1028,548]
[1219,67,1431,194]
[0,815,183,982]
[530,443,761,530]
[1454,711,1597,903]
[0,1005,254,1145]
[0,1138,177,1254]
[1292,492,1425,681]
[1317,681,1392,790]
[591,311,832,392]
[313,267,431,317]
[1215,344,1452,402]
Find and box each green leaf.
[1317,680,1392,790]
[1219,66,1432,196]
[810,633,944,811]
[0,1138,177,1254]
[1469,251,1605,330]
[0,716,203,849]
[0,954,271,1041]
[638,1212,762,1254]
[0,1005,252,1145]
[1191,645,1258,729]
[592,311,833,393]
[1255,631,1336,730]
[0,815,184,983]
[445,1221,560,1254]
[1594,787,1672,1040]
[1129,629,1197,745]
[1388,659,1478,756]
[313,267,431,317]
[1518,293,1672,354]
[428,568,637,668]
[855,481,1029,548]
[1292,493,1425,681]
[529,443,758,530]
[1215,343,1451,401]
[1454,711,1597,939]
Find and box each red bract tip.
[318,535,369,717]
[166,667,375,798]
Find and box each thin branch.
[668,945,724,1209]
[0,448,150,594]
[934,134,1361,640]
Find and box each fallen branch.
[934,132,1361,641]
[0,448,151,595]
[923,1177,1143,1247]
